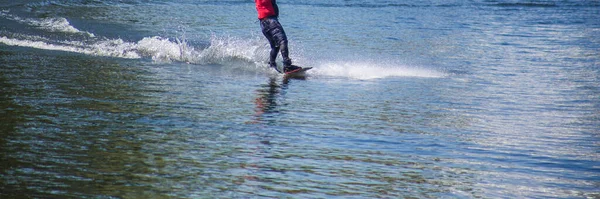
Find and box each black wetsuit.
[257,0,292,68]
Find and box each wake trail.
[306,61,445,79]
[0,11,444,79]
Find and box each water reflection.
[251,76,290,124]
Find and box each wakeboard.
[284,66,313,78]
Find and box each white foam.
[0,36,140,59]
[0,11,95,37]
[136,36,192,62]
[1,33,445,79]
[196,35,266,65]
[89,39,140,58]
[1,10,265,63]
[0,36,84,54]
[36,17,94,37]
[314,61,444,79]
[133,35,267,65]
[0,33,273,65]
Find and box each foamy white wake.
[0,11,95,37]
[0,34,444,79]
[0,11,442,78]
[196,35,266,65]
[312,61,444,79]
[0,9,266,61]
[0,36,141,58]
[1,9,266,62]
[0,34,266,65]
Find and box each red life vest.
[255,0,276,19]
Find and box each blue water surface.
[1,0,599,198]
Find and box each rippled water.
[1,0,599,198]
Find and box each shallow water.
[1,0,599,198]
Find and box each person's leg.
[279,40,292,67]
[261,18,282,72]
[266,18,292,67]
[269,45,280,66]
[271,27,300,73]
[275,35,300,72]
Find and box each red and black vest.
[255,0,277,20]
